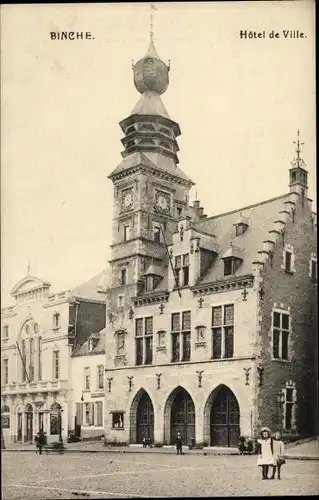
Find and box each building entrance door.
[136,392,154,444]
[210,386,240,447]
[25,405,33,442]
[170,389,195,445]
[17,413,22,441]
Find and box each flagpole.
[16,341,30,383]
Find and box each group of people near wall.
[257,427,285,480]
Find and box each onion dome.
[133,35,170,95]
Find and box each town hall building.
[101,34,317,448]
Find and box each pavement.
[2,448,318,498]
[2,436,319,460]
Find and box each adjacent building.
[1,271,107,444]
[70,330,106,440]
[103,34,317,447]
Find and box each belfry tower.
[107,27,194,315]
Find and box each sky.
[1,1,316,305]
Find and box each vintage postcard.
[1,1,317,498]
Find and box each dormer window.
[234,213,249,236]
[175,254,190,287]
[160,141,172,151]
[145,276,154,292]
[159,126,171,136]
[224,258,234,276]
[88,339,94,351]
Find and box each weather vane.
[292,129,306,169]
[150,4,157,40]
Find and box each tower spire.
[289,129,308,196]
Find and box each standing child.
[175,431,183,455]
[256,427,275,479]
[271,431,285,480]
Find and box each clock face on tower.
[121,189,134,211]
[155,190,170,214]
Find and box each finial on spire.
[27,260,31,276]
[150,4,157,40]
[291,129,306,169]
[195,189,198,201]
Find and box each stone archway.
[164,386,195,445]
[129,389,154,444]
[204,385,240,447]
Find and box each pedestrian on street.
[256,427,275,479]
[38,429,45,455]
[271,431,285,480]
[35,432,40,454]
[176,431,183,455]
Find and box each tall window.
[135,317,153,365]
[211,305,234,359]
[29,338,34,382]
[21,339,26,382]
[84,402,94,426]
[53,350,60,380]
[171,311,191,362]
[309,255,317,280]
[224,258,235,276]
[123,225,130,241]
[97,365,104,389]
[121,268,127,285]
[284,251,292,272]
[2,359,8,385]
[2,325,9,339]
[84,367,91,390]
[53,312,60,329]
[273,311,289,360]
[153,224,161,243]
[38,337,42,380]
[174,254,190,287]
[145,275,153,292]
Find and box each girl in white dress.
[271,431,285,480]
[256,427,275,479]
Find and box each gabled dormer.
[221,243,244,276]
[233,213,249,236]
[143,264,165,292]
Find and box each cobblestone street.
[2,451,318,498]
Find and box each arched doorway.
[136,392,154,444]
[25,404,33,442]
[130,389,154,444]
[170,388,195,445]
[210,385,240,447]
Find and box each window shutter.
[89,402,94,426]
[76,403,83,425]
[96,401,103,427]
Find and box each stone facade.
[1,273,106,445]
[103,35,317,448]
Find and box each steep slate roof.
[195,193,290,284]
[151,193,290,291]
[71,270,109,302]
[131,91,170,120]
[72,328,106,357]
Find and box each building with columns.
[1,272,107,445]
[103,33,317,448]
